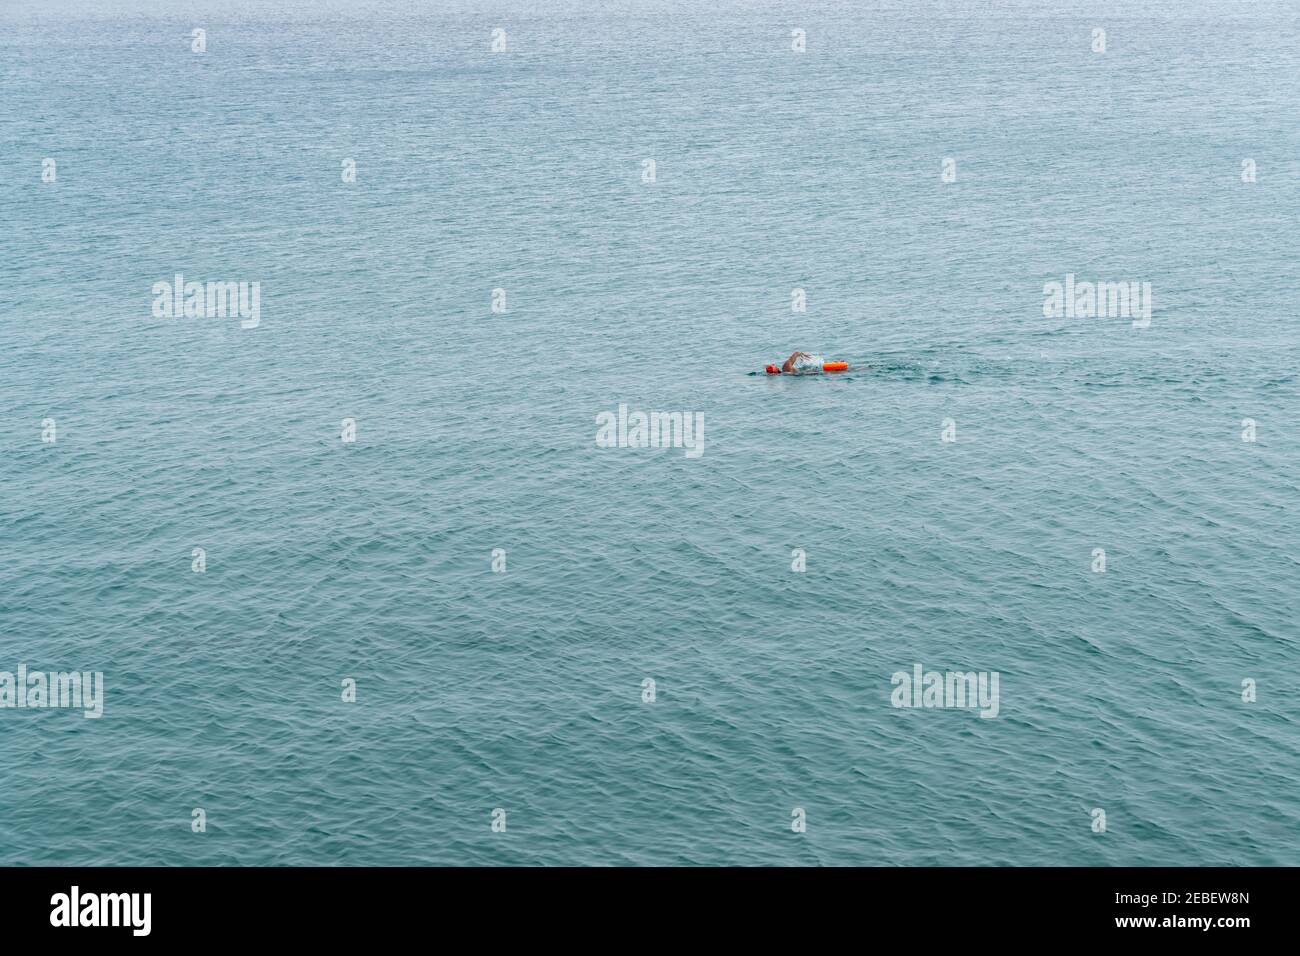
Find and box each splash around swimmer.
[764,352,849,374]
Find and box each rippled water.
[2,0,1298,866]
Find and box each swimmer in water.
[781,351,825,373]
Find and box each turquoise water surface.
[2,0,1298,865]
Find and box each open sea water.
[1,0,1298,865]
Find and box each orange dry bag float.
[765,361,848,374]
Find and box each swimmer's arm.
[781,351,808,373]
